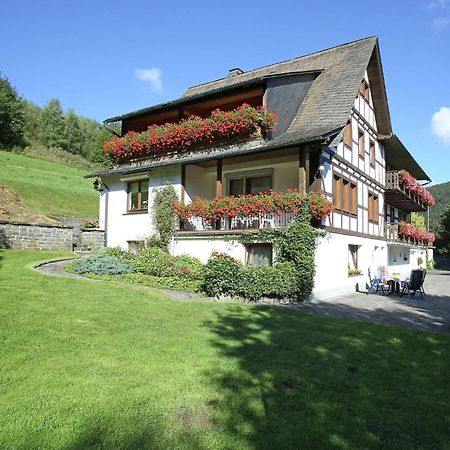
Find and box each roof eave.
[382,134,431,181]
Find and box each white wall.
[172,235,246,264]
[100,165,182,249]
[313,231,387,299]
[184,152,299,202]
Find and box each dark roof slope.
[383,135,431,181]
[183,36,391,141]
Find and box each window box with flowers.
[174,191,333,232]
[103,104,278,162]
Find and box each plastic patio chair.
[400,269,426,299]
[367,267,389,295]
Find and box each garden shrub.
[72,254,133,275]
[237,262,299,301]
[173,255,204,280]
[203,253,244,298]
[127,247,176,277]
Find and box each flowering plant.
[174,191,333,223]
[398,221,435,244]
[398,170,435,206]
[104,104,278,162]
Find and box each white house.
[88,36,434,299]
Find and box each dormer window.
[359,80,369,101]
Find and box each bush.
[72,255,134,275]
[173,255,204,280]
[92,246,204,284]
[237,262,299,301]
[203,253,244,298]
[204,254,299,301]
[127,247,176,277]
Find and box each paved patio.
[288,270,450,333]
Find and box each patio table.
[383,274,409,296]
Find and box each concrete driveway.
[290,270,450,333]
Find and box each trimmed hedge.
[204,254,299,301]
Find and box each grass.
[1,250,449,449]
[0,150,98,218]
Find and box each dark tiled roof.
[183,36,390,141]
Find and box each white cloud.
[432,16,450,30]
[431,106,450,144]
[425,0,449,11]
[135,68,163,93]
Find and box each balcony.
[385,171,431,213]
[175,191,332,234]
[180,212,297,233]
[385,223,435,247]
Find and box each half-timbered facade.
[89,37,433,299]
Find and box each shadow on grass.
[203,304,450,449]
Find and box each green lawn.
[0,151,98,218]
[1,250,449,449]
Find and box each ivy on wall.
[153,184,178,250]
[205,201,322,302]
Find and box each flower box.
[104,104,278,162]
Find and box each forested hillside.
[0,72,111,164]
[0,73,102,223]
[428,182,450,229]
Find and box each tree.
[64,109,83,154]
[22,100,42,144]
[436,206,450,256]
[411,212,426,231]
[40,99,65,149]
[90,127,112,165]
[0,73,24,148]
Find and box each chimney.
[227,67,244,78]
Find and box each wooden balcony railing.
[178,212,296,232]
[385,171,427,213]
[385,223,431,247]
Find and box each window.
[348,244,359,271]
[334,175,357,215]
[344,121,352,148]
[128,240,144,253]
[246,243,273,267]
[358,129,365,158]
[351,183,357,215]
[228,174,272,196]
[359,80,369,101]
[369,140,375,166]
[333,175,341,210]
[368,192,379,223]
[127,179,149,212]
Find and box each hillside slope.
[429,182,450,224]
[0,151,99,222]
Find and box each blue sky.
[2,0,449,183]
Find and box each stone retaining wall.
[0,220,105,251]
[80,229,105,251]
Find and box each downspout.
[101,181,109,247]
